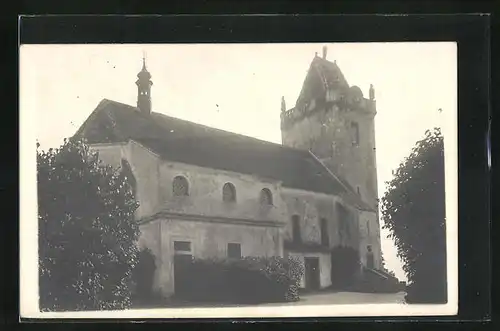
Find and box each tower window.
[173,176,189,196]
[222,182,236,202]
[260,188,273,206]
[291,215,301,243]
[351,122,360,146]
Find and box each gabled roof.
[74,99,374,211]
[296,55,350,107]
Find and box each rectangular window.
[351,122,360,146]
[320,218,329,246]
[227,243,241,259]
[174,241,191,252]
[337,204,351,240]
[292,216,301,243]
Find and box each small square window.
[174,241,191,252]
[227,243,241,259]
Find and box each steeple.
[281,96,286,113]
[136,54,153,115]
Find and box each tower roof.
[295,54,349,107]
[137,56,151,80]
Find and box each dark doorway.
[304,257,321,291]
[173,240,193,298]
[173,254,193,298]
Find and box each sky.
[20,43,457,281]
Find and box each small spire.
[322,45,327,59]
[369,84,375,100]
[141,50,147,70]
[281,96,286,112]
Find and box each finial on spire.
[142,50,147,70]
[322,45,327,59]
[281,96,286,113]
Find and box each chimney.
[322,45,327,59]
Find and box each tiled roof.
[296,55,350,107]
[74,99,374,211]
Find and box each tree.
[37,139,140,311]
[381,128,447,303]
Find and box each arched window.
[222,182,236,202]
[259,188,273,206]
[172,176,189,196]
[120,159,137,197]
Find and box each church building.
[73,47,383,298]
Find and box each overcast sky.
[21,43,457,281]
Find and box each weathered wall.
[91,140,286,223]
[358,210,382,269]
[282,98,379,212]
[140,218,283,296]
[156,155,286,224]
[281,188,361,251]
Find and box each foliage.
[176,256,304,303]
[38,139,140,311]
[381,128,447,303]
[330,245,361,289]
[131,248,157,302]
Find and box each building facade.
[74,49,383,298]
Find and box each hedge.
[175,256,304,304]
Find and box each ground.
[135,291,407,309]
[259,291,407,306]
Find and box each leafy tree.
[381,128,447,303]
[37,139,140,311]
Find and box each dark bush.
[381,128,447,304]
[176,256,304,304]
[330,246,361,289]
[131,248,157,303]
[38,139,140,311]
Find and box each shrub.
[38,139,140,311]
[176,256,304,304]
[330,246,361,289]
[381,128,447,303]
[131,248,157,303]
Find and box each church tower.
[280,47,379,211]
[136,56,153,115]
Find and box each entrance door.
[304,257,321,291]
[173,254,193,298]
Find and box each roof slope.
[74,99,374,211]
[296,55,350,108]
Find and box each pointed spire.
[281,96,287,112]
[322,45,327,59]
[137,51,151,79]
